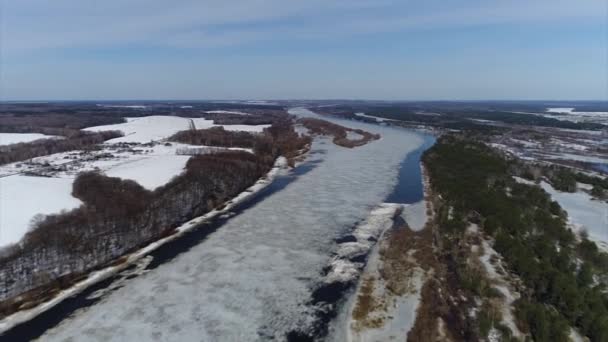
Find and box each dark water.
[385,133,436,204]
[591,163,608,174]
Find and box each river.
[2,108,435,341]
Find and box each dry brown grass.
[351,276,389,330]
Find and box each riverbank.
[343,164,435,341]
[0,155,291,335]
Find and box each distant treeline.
[298,118,380,148]
[0,113,125,133]
[424,135,608,341]
[171,126,261,149]
[0,121,309,316]
[201,109,287,126]
[316,105,605,131]
[0,130,123,166]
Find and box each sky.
[1,0,607,101]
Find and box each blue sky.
[1,0,606,100]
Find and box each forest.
[423,135,608,341]
[0,121,310,316]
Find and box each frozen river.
[6,108,430,341]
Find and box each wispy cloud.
[2,0,605,53]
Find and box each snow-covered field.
[205,110,250,115]
[545,107,608,124]
[85,115,269,143]
[547,108,608,117]
[104,154,190,190]
[96,104,147,109]
[513,177,608,249]
[544,152,607,164]
[0,176,81,246]
[540,181,608,248]
[36,108,425,341]
[0,143,192,187]
[0,133,61,146]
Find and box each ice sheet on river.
[41,108,424,341]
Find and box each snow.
[348,268,424,342]
[327,203,400,283]
[0,143,195,189]
[540,181,608,247]
[0,133,61,146]
[355,112,387,122]
[343,206,425,342]
[545,107,608,124]
[105,154,189,190]
[547,108,576,114]
[84,116,270,143]
[0,176,81,246]
[346,130,364,140]
[401,200,427,231]
[547,107,608,117]
[510,138,540,148]
[512,176,536,186]
[205,110,250,115]
[36,108,425,341]
[478,238,522,339]
[544,152,607,164]
[550,138,589,151]
[96,104,147,109]
[85,116,196,143]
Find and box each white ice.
[401,200,428,231]
[38,108,424,341]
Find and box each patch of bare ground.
[351,276,387,329]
